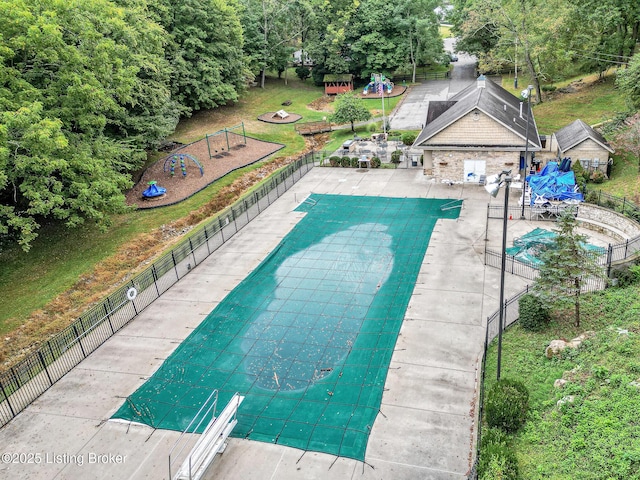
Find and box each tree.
[167,0,246,111]
[533,210,606,327]
[616,53,640,110]
[306,0,360,81]
[331,92,371,132]
[239,0,299,88]
[0,0,165,250]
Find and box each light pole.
[485,170,512,381]
[520,85,533,219]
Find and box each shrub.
[541,84,557,92]
[295,66,311,81]
[590,170,605,183]
[367,122,380,133]
[340,156,351,167]
[478,428,519,480]
[485,378,529,433]
[572,161,589,186]
[585,191,599,204]
[518,293,550,331]
[329,156,341,167]
[391,150,402,164]
[350,157,359,168]
[401,132,417,145]
[370,156,381,168]
[611,264,640,287]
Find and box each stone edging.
[577,203,640,241]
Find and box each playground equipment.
[206,122,247,158]
[142,181,167,198]
[363,73,393,95]
[163,154,204,178]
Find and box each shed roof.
[323,74,354,83]
[554,119,614,154]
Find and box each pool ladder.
[440,199,463,211]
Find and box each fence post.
[606,244,613,277]
[130,281,139,316]
[171,251,179,280]
[219,217,225,243]
[38,351,53,386]
[72,325,86,358]
[203,226,211,256]
[104,300,115,334]
[0,378,15,418]
[152,264,161,297]
[189,238,197,266]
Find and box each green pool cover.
[113,194,461,460]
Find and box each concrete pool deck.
[1,167,610,480]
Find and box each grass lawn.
[533,76,628,134]
[0,166,260,334]
[482,285,640,478]
[595,150,640,201]
[500,73,628,135]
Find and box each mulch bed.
[126,134,284,209]
[257,112,303,124]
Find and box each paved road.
[389,39,477,131]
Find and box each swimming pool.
[113,193,461,460]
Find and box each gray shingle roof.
[554,119,614,153]
[414,78,541,149]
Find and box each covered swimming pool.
[113,193,461,461]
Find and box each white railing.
[169,391,244,480]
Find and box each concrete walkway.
[389,38,477,131]
[0,168,535,480]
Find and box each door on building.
[463,159,486,183]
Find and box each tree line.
[0,0,444,251]
[2,0,639,251]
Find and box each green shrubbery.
[326,155,382,169]
[611,263,640,287]
[485,378,529,433]
[478,428,520,480]
[401,132,417,145]
[590,170,606,183]
[518,293,551,331]
[391,150,402,164]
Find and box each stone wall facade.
[427,150,520,182]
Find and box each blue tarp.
[526,161,583,205]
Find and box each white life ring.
[126,287,138,301]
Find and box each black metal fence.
[485,203,640,281]
[0,151,319,428]
[584,189,640,223]
[471,194,640,479]
[469,284,532,479]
